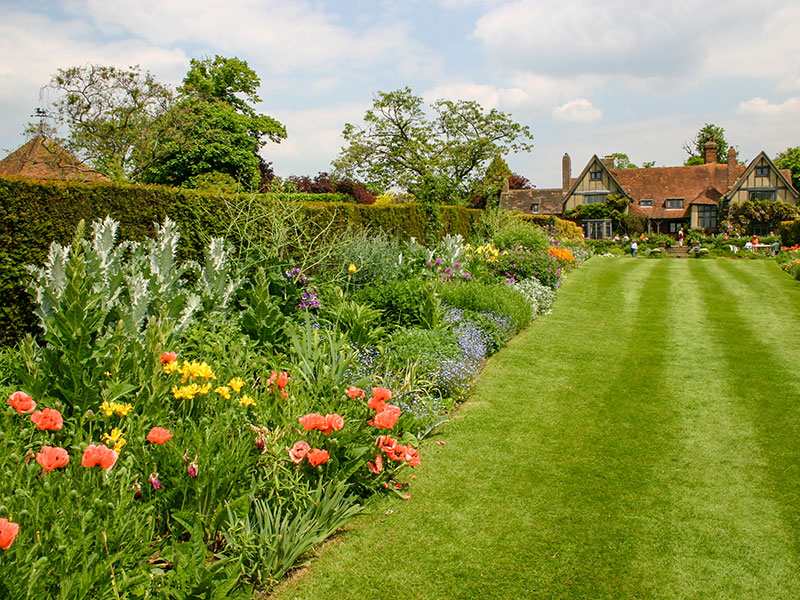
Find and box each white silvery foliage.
[28,242,70,326]
[198,237,242,311]
[436,234,466,264]
[509,277,556,317]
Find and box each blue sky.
[1,0,799,187]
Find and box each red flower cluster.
[266,370,290,399]
[31,408,63,431]
[8,391,35,414]
[366,387,401,430]
[147,427,173,444]
[374,435,420,468]
[298,413,344,434]
[36,446,69,472]
[288,441,329,466]
[345,386,365,399]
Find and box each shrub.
[438,281,531,334]
[508,278,556,317]
[489,247,562,289]
[493,217,551,251]
[351,278,440,330]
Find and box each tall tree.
[609,153,637,169]
[333,87,533,205]
[775,147,800,190]
[136,56,286,190]
[40,64,174,181]
[683,123,736,165]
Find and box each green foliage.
[683,123,736,164]
[609,153,638,169]
[438,282,531,334]
[325,300,386,348]
[239,267,290,353]
[620,212,648,234]
[489,247,562,289]
[513,214,584,242]
[779,220,800,246]
[385,328,461,372]
[42,63,174,181]
[775,147,800,190]
[492,213,551,251]
[333,87,533,205]
[351,278,440,330]
[729,200,797,235]
[564,193,629,231]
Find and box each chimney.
[562,153,571,195]
[600,155,615,170]
[704,140,718,164]
[727,146,736,189]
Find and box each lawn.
[272,258,800,599]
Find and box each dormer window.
[665,198,684,209]
[589,170,602,181]
[639,199,653,207]
[531,203,540,214]
[755,166,769,178]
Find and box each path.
[272,258,800,599]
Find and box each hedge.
[515,214,585,242]
[779,220,800,246]
[0,176,485,344]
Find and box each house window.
[531,203,540,214]
[697,205,717,229]
[639,199,653,207]
[589,170,602,181]
[583,193,607,204]
[750,222,773,236]
[668,222,684,233]
[749,190,776,202]
[755,166,769,178]
[665,198,684,209]
[584,219,613,239]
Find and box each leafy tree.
[642,161,656,168]
[333,87,533,205]
[610,153,637,169]
[683,123,737,165]
[136,56,286,190]
[775,147,800,189]
[288,172,375,204]
[39,64,174,181]
[563,193,629,231]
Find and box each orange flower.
[385,444,407,462]
[8,391,36,414]
[81,444,118,471]
[375,435,398,452]
[147,427,173,444]
[36,446,70,472]
[320,413,344,434]
[367,387,392,412]
[265,370,277,386]
[367,454,383,474]
[0,518,19,550]
[345,386,365,399]
[404,444,421,467]
[160,351,177,364]
[30,408,63,431]
[298,413,325,431]
[276,371,290,388]
[307,448,329,467]
[288,441,310,464]
[369,405,401,429]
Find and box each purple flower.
[149,472,163,490]
[434,258,443,266]
[187,461,198,478]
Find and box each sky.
[1,0,799,188]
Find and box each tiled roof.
[0,136,110,182]
[500,188,563,215]
[611,163,743,220]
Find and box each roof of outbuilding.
[0,136,110,182]
[500,188,563,214]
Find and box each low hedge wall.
[515,214,584,242]
[0,176,485,344]
[779,220,800,246]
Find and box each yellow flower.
[115,403,133,417]
[228,377,245,393]
[348,263,357,275]
[178,360,217,383]
[162,361,180,375]
[103,371,112,377]
[101,428,126,453]
[215,386,232,400]
[239,394,256,408]
[99,401,115,416]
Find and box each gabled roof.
[562,155,631,211]
[611,162,743,205]
[0,135,110,182]
[727,151,799,199]
[501,188,563,214]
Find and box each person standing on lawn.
[630,239,638,258]
[678,227,685,246]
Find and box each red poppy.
[404,444,421,467]
[298,413,325,431]
[187,461,199,478]
[367,454,383,474]
[0,518,19,550]
[372,387,392,403]
[375,435,398,452]
[30,408,63,431]
[318,413,344,434]
[265,370,277,386]
[146,427,173,444]
[160,351,177,364]
[36,446,70,472]
[369,405,401,429]
[8,391,36,414]
[345,386,364,399]
[307,448,329,467]
[385,444,407,462]
[288,440,310,464]
[276,371,290,388]
[81,444,118,471]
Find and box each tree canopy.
[775,147,800,190]
[683,123,737,165]
[333,87,533,205]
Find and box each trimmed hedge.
[0,176,484,344]
[515,214,584,242]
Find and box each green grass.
[271,258,800,599]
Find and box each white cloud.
[737,97,800,119]
[552,98,602,122]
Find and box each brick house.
[501,142,798,238]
